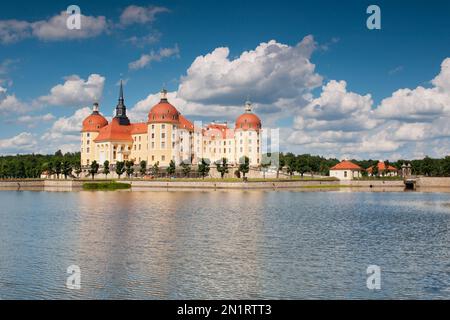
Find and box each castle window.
[139,145,141,150]
[162,155,165,161]
[87,147,90,153]
[161,133,166,139]
[151,142,155,148]
[162,124,165,129]
[161,142,166,149]
[152,156,155,161]
[87,133,90,138]
[240,147,243,152]
[152,133,155,139]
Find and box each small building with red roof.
[329,160,363,180]
[367,161,398,177]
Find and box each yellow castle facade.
[81,83,263,168]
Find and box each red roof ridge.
[330,160,363,171]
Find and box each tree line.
[0,151,80,179]
[87,156,251,180]
[276,154,450,177]
[2,151,450,179]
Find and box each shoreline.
[0,177,449,192]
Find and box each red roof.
[205,123,235,139]
[148,99,180,124]
[179,115,194,131]
[131,123,147,134]
[82,113,108,132]
[235,113,261,131]
[330,160,363,171]
[367,162,397,173]
[94,118,133,142]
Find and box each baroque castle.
[81,82,263,168]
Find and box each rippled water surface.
[1,190,450,299]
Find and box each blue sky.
[0,0,449,159]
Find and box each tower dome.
[82,102,108,132]
[147,89,180,124]
[235,101,261,131]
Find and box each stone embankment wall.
[416,177,450,188]
[0,180,45,188]
[128,180,340,189]
[342,180,405,187]
[2,177,450,190]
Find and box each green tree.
[89,161,99,180]
[286,156,296,178]
[261,154,271,179]
[198,158,210,179]
[125,160,135,178]
[55,161,62,179]
[277,153,285,179]
[180,161,191,177]
[16,161,26,178]
[74,161,82,178]
[167,160,176,176]
[140,160,147,176]
[151,161,160,176]
[371,163,379,177]
[62,160,72,179]
[239,156,250,180]
[103,160,110,179]
[216,157,229,179]
[422,156,434,176]
[46,161,55,178]
[443,156,450,176]
[115,161,126,179]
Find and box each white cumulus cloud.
[37,74,105,107]
[178,36,322,106]
[129,45,180,70]
[120,5,169,26]
[0,12,108,44]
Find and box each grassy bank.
[83,181,131,191]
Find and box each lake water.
[1,189,450,300]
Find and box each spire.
[119,79,124,103]
[245,100,252,113]
[160,87,168,101]
[114,79,130,125]
[92,101,99,114]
